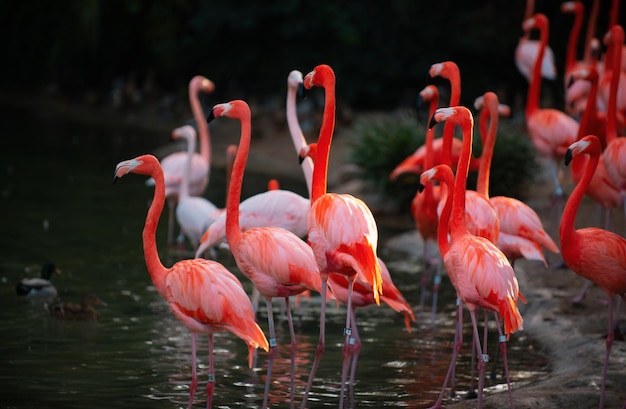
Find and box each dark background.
[1,0,624,113]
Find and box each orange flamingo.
[299,64,383,409]
[515,0,557,83]
[602,25,626,227]
[147,76,215,248]
[560,134,626,409]
[113,154,268,409]
[207,100,323,409]
[474,91,560,268]
[423,106,524,409]
[523,13,579,223]
[172,125,222,249]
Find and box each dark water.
[0,104,548,408]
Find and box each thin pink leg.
[469,310,487,409]
[450,300,463,397]
[339,275,356,409]
[300,278,327,409]
[188,333,198,409]
[206,333,215,409]
[600,296,617,409]
[285,296,296,409]
[492,314,514,408]
[262,298,277,409]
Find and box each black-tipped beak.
[417,182,426,193]
[298,153,305,164]
[564,149,573,166]
[206,109,216,123]
[567,76,575,89]
[428,115,438,130]
[113,175,119,184]
[298,82,307,99]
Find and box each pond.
[0,102,548,408]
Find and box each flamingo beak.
[564,149,573,166]
[428,115,439,130]
[206,109,216,123]
[417,182,426,193]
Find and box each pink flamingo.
[195,70,311,258]
[514,0,557,82]
[474,91,560,268]
[113,154,268,409]
[299,64,383,409]
[561,1,592,117]
[523,14,579,224]
[147,76,215,248]
[172,125,222,249]
[560,134,626,409]
[207,100,323,409]
[423,106,524,409]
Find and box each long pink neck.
[584,0,600,62]
[570,71,599,181]
[560,141,600,242]
[311,79,336,203]
[450,111,474,237]
[565,3,584,72]
[189,78,212,168]
[287,81,313,197]
[225,112,252,249]
[521,0,535,39]
[476,101,499,198]
[422,92,439,202]
[609,0,620,28]
[142,160,169,296]
[605,26,624,145]
[436,166,454,258]
[526,16,548,119]
[442,65,461,167]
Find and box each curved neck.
[526,18,548,119]
[311,80,336,203]
[179,133,195,200]
[584,0,600,62]
[561,149,599,241]
[577,72,599,139]
[606,28,623,145]
[143,162,168,295]
[225,114,251,249]
[424,95,439,171]
[609,0,619,28]
[450,113,474,237]
[565,4,584,72]
[524,0,535,20]
[476,104,498,198]
[437,169,454,257]
[189,82,212,168]
[287,83,313,197]
[442,66,461,167]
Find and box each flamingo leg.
[428,302,464,409]
[600,296,617,409]
[188,333,198,409]
[339,275,357,409]
[262,298,277,409]
[285,297,296,409]
[206,333,215,409]
[345,308,361,409]
[301,278,328,409]
[493,314,514,408]
[469,310,488,409]
[450,300,463,398]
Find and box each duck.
[46,293,106,321]
[15,262,61,301]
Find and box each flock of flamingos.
[111,2,626,409]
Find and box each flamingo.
[15,262,61,301]
[523,13,579,226]
[194,70,311,258]
[515,0,557,82]
[299,64,383,409]
[207,100,323,409]
[422,106,524,409]
[560,134,626,409]
[172,125,222,249]
[474,91,560,268]
[602,25,626,228]
[147,76,215,248]
[113,154,268,409]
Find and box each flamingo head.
[475,92,510,117]
[565,135,601,166]
[113,154,160,182]
[298,143,318,164]
[207,100,251,123]
[522,13,548,33]
[418,164,454,193]
[428,61,458,81]
[303,64,335,91]
[428,106,473,130]
[560,1,581,14]
[603,24,624,47]
[190,75,215,94]
[171,125,196,142]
